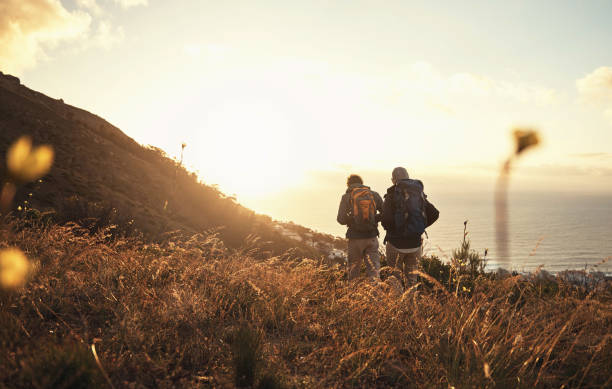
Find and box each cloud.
[569,152,612,159]
[112,0,148,8]
[379,62,561,126]
[576,66,612,124]
[0,0,146,76]
[89,20,124,50]
[76,0,102,15]
[396,62,560,106]
[520,164,612,178]
[0,0,91,74]
[577,67,612,102]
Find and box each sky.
[1,0,612,233]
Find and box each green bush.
[419,254,451,288]
[420,222,488,295]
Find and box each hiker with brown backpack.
[337,174,383,281]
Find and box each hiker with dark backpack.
[337,174,383,281]
[381,167,439,286]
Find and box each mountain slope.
[0,71,342,254]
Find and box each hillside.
[0,71,343,255]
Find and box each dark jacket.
[381,179,439,249]
[337,184,383,239]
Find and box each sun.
[191,102,302,199]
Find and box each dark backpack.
[349,186,378,232]
[393,179,427,237]
[424,199,439,228]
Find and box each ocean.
[311,191,612,275]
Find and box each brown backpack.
[349,186,377,231]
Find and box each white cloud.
[569,152,612,159]
[401,62,560,106]
[113,0,148,8]
[576,66,612,124]
[0,0,91,75]
[76,0,102,15]
[577,66,612,102]
[0,0,146,76]
[89,20,124,50]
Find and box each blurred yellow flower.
[484,362,491,378]
[513,129,540,156]
[6,136,54,182]
[0,248,31,289]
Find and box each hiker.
[337,174,383,281]
[381,167,439,286]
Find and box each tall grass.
[0,217,610,388]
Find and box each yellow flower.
[6,136,54,182]
[484,362,491,378]
[0,248,31,289]
[513,128,540,156]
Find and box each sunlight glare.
[191,102,301,199]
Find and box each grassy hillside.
[1,218,611,388]
[0,71,342,254]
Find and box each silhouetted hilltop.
[0,71,343,254]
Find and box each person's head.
[346,174,363,187]
[391,167,409,184]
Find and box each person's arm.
[374,191,384,222]
[337,194,351,225]
[424,194,439,227]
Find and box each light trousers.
[386,243,421,286]
[347,237,380,280]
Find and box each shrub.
[16,342,104,389]
[420,222,487,295]
[419,254,451,287]
[256,373,285,389]
[231,324,262,387]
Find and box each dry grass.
[1,218,611,388]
